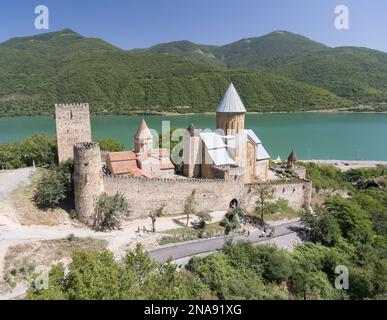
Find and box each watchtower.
[73,142,104,226]
[55,103,92,162]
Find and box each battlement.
[103,173,226,184]
[55,103,89,109]
[74,142,100,151]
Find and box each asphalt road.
[148,220,302,263]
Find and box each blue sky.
[1,0,386,52]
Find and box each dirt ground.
[10,169,72,226]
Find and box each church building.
[183,83,270,183]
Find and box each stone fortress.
[54,83,312,226]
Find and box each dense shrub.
[0,134,57,169]
[93,193,130,231]
[95,138,124,152]
[33,170,67,209]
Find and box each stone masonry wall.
[242,180,312,212]
[103,175,245,218]
[55,103,92,162]
[103,175,311,218]
[73,142,104,225]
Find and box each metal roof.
[257,144,270,160]
[225,133,247,149]
[216,83,247,113]
[200,132,226,149]
[208,148,235,166]
[243,129,261,144]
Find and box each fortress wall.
[103,175,311,218]
[242,180,312,212]
[103,175,244,218]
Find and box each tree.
[220,207,244,235]
[194,211,212,238]
[183,189,196,227]
[254,186,274,226]
[290,268,342,300]
[301,207,342,246]
[33,170,67,209]
[254,245,294,284]
[95,138,124,152]
[149,205,165,233]
[56,160,74,199]
[0,134,57,169]
[324,195,374,244]
[93,193,130,231]
[26,264,67,300]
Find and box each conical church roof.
[216,83,247,113]
[288,150,297,163]
[134,118,152,140]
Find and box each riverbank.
[2,105,387,118]
[300,160,387,171]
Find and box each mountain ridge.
[0,28,386,117]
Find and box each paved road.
[148,220,302,263]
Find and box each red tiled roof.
[109,159,137,174]
[108,151,137,162]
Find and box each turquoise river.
[0,113,386,160]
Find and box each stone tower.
[134,119,153,154]
[216,83,246,135]
[73,142,104,226]
[183,123,201,178]
[55,103,92,162]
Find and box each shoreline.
[2,108,387,118]
[300,160,387,171]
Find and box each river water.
[0,113,386,160]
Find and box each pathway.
[149,220,302,263]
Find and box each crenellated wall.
[103,174,245,218]
[103,174,312,218]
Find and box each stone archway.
[229,198,239,209]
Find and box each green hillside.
[274,47,387,101]
[137,31,387,103]
[212,31,329,68]
[0,29,351,116]
[138,40,222,67]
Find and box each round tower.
[134,118,153,154]
[73,142,104,226]
[216,83,246,135]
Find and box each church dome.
[216,83,247,113]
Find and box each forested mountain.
[1,28,386,116]
[137,30,387,103]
